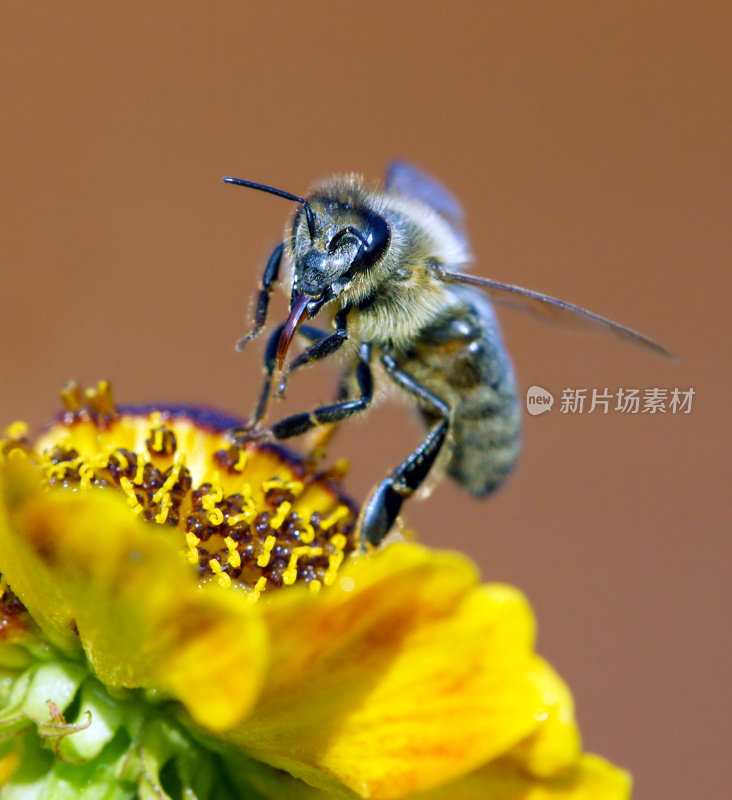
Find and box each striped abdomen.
[399,287,521,496]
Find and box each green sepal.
[53,678,125,763]
[215,745,351,800]
[22,662,87,722]
[130,716,216,800]
[0,728,137,800]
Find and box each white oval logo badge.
[526,385,554,415]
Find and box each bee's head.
[223,175,390,367]
[290,197,390,311]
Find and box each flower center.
[2,381,358,598]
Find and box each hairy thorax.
[343,264,458,352]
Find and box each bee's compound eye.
[361,212,390,268]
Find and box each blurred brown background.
[1,3,728,797]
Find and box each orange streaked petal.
[223,542,548,799]
[406,753,631,800]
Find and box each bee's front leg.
[276,306,350,397]
[236,242,283,351]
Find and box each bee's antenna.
[223,176,316,240]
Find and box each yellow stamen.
[152,427,164,453]
[320,505,350,531]
[152,454,185,503]
[238,483,257,520]
[111,449,128,471]
[257,535,276,568]
[133,454,147,486]
[185,533,200,565]
[270,501,292,530]
[282,545,324,586]
[248,575,268,602]
[78,459,95,490]
[262,478,304,497]
[309,579,322,594]
[119,477,144,515]
[208,559,231,589]
[146,417,177,457]
[85,380,115,416]
[202,484,224,509]
[154,493,172,524]
[299,521,316,544]
[227,513,251,527]
[60,380,84,411]
[46,461,72,481]
[202,480,224,525]
[224,536,241,569]
[92,452,109,469]
[208,508,224,526]
[323,533,347,586]
[234,449,248,472]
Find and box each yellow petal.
[0,457,267,731]
[224,542,547,799]
[0,455,77,652]
[406,753,632,800]
[508,658,581,778]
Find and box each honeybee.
[224,162,672,546]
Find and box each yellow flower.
[0,382,631,799]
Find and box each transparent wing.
[440,269,676,360]
[385,161,468,245]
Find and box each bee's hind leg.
[357,356,451,548]
[357,421,449,548]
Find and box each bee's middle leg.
[357,355,451,548]
[270,342,372,439]
[304,370,354,462]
